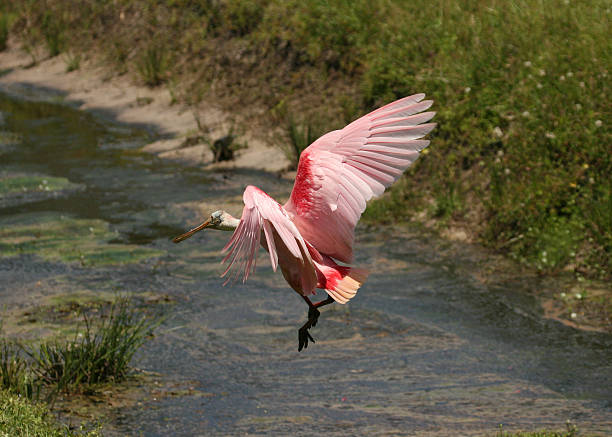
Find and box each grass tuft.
[27,297,160,392]
[137,44,169,87]
[0,13,10,52]
[282,114,324,169]
[64,51,81,72]
[41,11,64,57]
[0,340,41,400]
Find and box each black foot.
[298,307,320,351]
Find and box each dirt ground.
[0,45,289,173]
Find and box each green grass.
[282,115,324,169]
[0,12,10,52]
[136,44,169,86]
[0,340,42,400]
[1,296,161,397]
[0,213,164,266]
[0,388,100,436]
[64,51,81,72]
[495,421,579,437]
[4,0,611,282]
[27,297,160,393]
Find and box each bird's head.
[173,209,239,243]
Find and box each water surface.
[0,88,610,436]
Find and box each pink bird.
[173,94,436,351]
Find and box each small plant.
[0,13,10,52]
[495,421,578,437]
[64,51,81,72]
[137,45,169,87]
[282,115,324,169]
[432,182,461,219]
[0,340,41,400]
[27,296,161,392]
[0,388,101,436]
[41,12,64,57]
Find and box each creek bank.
[0,44,609,335]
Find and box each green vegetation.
[495,421,579,437]
[1,340,41,400]
[3,0,610,283]
[136,44,169,86]
[282,115,324,169]
[0,174,76,195]
[0,296,160,434]
[0,12,10,51]
[1,296,160,398]
[27,297,160,393]
[0,213,164,266]
[64,51,81,72]
[0,389,100,436]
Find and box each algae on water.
[0,172,85,208]
[0,212,164,266]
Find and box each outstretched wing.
[222,185,317,293]
[284,94,435,263]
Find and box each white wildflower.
[567,71,573,77]
[575,103,582,110]
[575,293,582,299]
[536,83,543,89]
[495,157,501,164]
[560,292,566,298]
[464,87,471,94]
[595,119,602,127]
[493,127,503,138]
[589,177,595,184]
[539,69,546,76]
[522,111,530,117]
[545,132,556,139]
[579,81,585,88]
[570,312,577,319]
[559,75,566,81]
[497,149,504,157]
[524,61,532,67]
[504,168,510,175]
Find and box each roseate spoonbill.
[173,94,435,351]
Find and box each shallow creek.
[0,88,610,436]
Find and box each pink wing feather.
[222,185,317,293]
[284,94,436,263]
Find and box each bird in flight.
[173,94,435,351]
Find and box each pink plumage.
[222,93,436,302]
[174,94,435,350]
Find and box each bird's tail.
[313,254,369,304]
[325,267,369,304]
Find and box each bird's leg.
[297,295,335,351]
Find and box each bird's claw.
[308,306,320,328]
[297,307,321,351]
[298,327,315,351]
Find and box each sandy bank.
[0,45,289,173]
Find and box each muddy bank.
[0,46,290,173]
